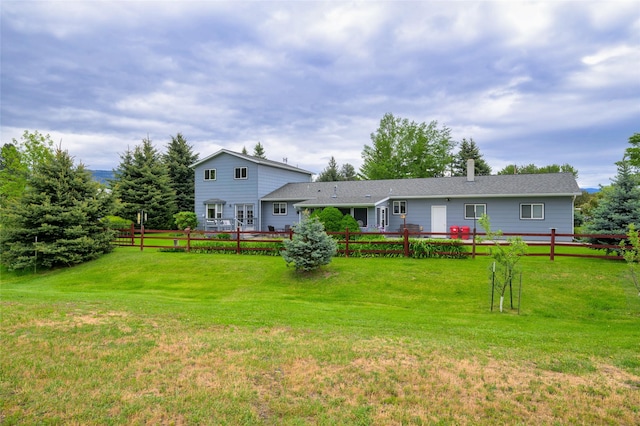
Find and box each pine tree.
[316,157,342,182]
[452,138,492,176]
[0,148,114,271]
[281,213,337,272]
[164,133,199,213]
[111,138,177,229]
[585,159,640,252]
[253,142,266,159]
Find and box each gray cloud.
[1,1,638,187]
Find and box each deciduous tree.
[497,163,578,178]
[624,133,640,169]
[360,113,455,180]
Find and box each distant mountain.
[581,187,600,194]
[90,170,114,184]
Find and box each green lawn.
[2,248,639,425]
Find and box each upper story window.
[273,202,287,215]
[392,201,407,215]
[234,167,248,179]
[520,203,544,220]
[204,169,216,181]
[464,203,486,219]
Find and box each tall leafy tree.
[163,133,199,213]
[497,163,578,178]
[0,148,114,271]
[360,113,455,180]
[584,158,640,251]
[111,138,177,229]
[0,130,54,208]
[451,138,492,176]
[624,133,640,169]
[253,142,266,159]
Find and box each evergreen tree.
[281,213,337,272]
[452,138,492,176]
[316,157,342,182]
[585,159,640,252]
[164,133,199,212]
[111,138,177,229]
[340,163,358,181]
[253,142,266,159]
[0,148,114,271]
[241,146,248,155]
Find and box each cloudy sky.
[2,1,639,188]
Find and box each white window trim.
[273,202,287,215]
[520,203,545,220]
[392,200,407,215]
[234,167,248,179]
[206,203,224,220]
[464,203,486,219]
[204,169,216,181]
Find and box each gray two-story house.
[192,149,313,231]
[193,152,581,240]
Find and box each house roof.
[191,149,314,175]
[261,173,582,208]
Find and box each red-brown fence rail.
[114,224,633,261]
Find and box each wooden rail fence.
[114,224,633,261]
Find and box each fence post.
[186,228,191,253]
[404,227,410,257]
[472,226,476,259]
[549,228,556,261]
[236,227,241,254]
[345,227,350,258]
[130,223,135,246]
[140,225,144,251]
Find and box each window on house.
[520,203,544,220]
[393,201,407,215]
[464,203,486,219]
[206,203,224,219]
[234,167,248,179]
[204,169,216,181]
[273,202,287,215]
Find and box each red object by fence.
[449,226,459,239]
[460,226,470,240]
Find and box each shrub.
[173,211,198,230]
[101,215,133,229]
[317,207,344,232]
[282,214,337,271]
[340,214,361,233]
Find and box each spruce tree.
[316,157,342,182]
[164,133,199,213]
[111,138,177,229]
[0,148,114,271]
[452,138,492,176]
[282,214,337,272]
[585,159,640,252]
[253,142,266,159]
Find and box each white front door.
[431,205,447,238]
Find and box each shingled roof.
[191,149,314,175]
[261,173,581,208]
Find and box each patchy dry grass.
[2,250,639,424]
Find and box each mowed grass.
[1,249,639,425]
